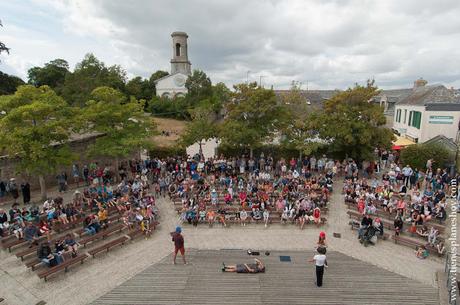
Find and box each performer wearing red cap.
[317,231,327,248]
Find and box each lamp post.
[246,70,250,84]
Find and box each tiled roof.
[396,85,460,106]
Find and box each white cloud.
[1,0,460,89]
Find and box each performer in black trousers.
[309,246,327,287]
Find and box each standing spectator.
[402,165,413,187]
[170,226,186,265]
[309,246,328,287]
[56,172,67,193]
[0,179,6,202]
[83,165,90,186]
[72,164,80,188]
[8,178,19,204]
[21,181,31,205]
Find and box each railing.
[445,252,459,305]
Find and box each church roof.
[154,72,187,84]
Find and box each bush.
[400,143,453,171]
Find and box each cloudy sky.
[1,0,460,89]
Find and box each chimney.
[413,78,427,89]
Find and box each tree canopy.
[27,59,69,89]
[219,82,289,156]
[80,86,157,160]
[280,83,324,156]
[400,143,453,171]
[180,104,218,155]
[61,54,127,106]
[125,76,154,101]
[0,71,25,95]
[185,69,212,105]
[0,85,78,198]
[309,81,394,161]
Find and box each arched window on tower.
[175,43,181,57]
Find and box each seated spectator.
[37,242,64,267]
[415,245,429,259]
[312,207,321,227]
[416,225,429,238]
[64,233,78,257]
[98,208,108,229]
[240,209,248,226]
[394,214,404,236]
[11,218,24,239]
[263,209,270,228]
[206,209,216,227]
[427,227,439,246]
[434,205,446,221]
[24,222,40,247]
[358,214,373,240]
[420,202,432,223]
[0,209,9,236]
[252,208,262,221]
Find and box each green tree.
[27,59,69,89]
[400,143,452,171]
[180,105,218,156]
[0,20,10,60]
[125,76,153,101]
[309,80,394,161]
[0,85,78,199]
[219,82,289,157]
[61,54,127,106]
[280,82,325,157]
[0,71,25,95]
[185,69,212,105]
[81,86,157,176]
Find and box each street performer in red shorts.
[170,226,186,264]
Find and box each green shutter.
[409,111,413,126]
[416,112,421,129]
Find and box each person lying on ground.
[222,258,265,273]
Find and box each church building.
[155,32,192,98]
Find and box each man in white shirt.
[309,246,328,287]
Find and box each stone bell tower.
[170,32,192,75]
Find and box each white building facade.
[155,32,192,98]
[392,80,460,143]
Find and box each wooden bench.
[88,236,129,258]
[127,228,143,240]
[2,234,49,253]
[37,253,89,281]
[393,235,443,256]
[80,223,125,247]
[25,258,42,271]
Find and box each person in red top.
[171,226,186,264]
[312,207,321,227]
[357,198,365,214]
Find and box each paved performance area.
[92,249,439,305]
[0,188,449,305]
